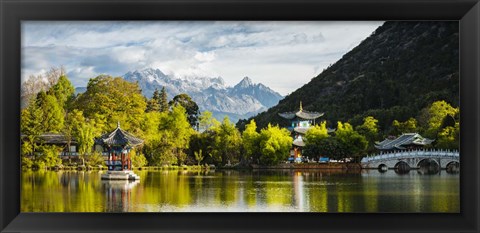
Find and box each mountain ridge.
[248,21,459,132]
[75,68,284,123]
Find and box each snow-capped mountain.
[121,68,284,123]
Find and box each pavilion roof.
[293,137,305,147]
[292,126,336,135]
[96,122,143,147]
[374,133,434,150]
[278,102,324,120]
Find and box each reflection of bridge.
[361,149,460,170]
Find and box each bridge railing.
[361,149,459,163]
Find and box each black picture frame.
[1,0,479,232]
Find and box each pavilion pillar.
[121,153,125,171]
[128,153,131,170]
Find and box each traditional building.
[95,122,143,180]
[21,133,79,158]
[375,133,434,152]
[95,122,143,172]
[278,102,326,159]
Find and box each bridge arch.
[417,158,440,174]
[445,161,460,174]
[394,161,411,174]
[377,164,388,172]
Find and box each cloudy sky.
[22,21,383,95]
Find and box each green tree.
[35,91,64,133]
[169,93,200,129]
[140,112,163,165]
[210,117,243,166]
[47,75,75,110]
[85,151,104,166]
[435,107,460,150]
[159,86,169,112]
[199,111,220,132]
[21,99,44,158]
[146,88,161,112]
[335,121,368,160]
[391,117,417,135]
[257,124,292,166]
[156,105,194,165]
[303,121,329,159]
[74,117,97,166]
[37,145,62,168]
[194,149,204,166]
[62,109,85,158]
[189,131,215,165]
[130,148,148,168]
[73,75,147,133]
[419,100,458,138]
[314,137,348,160]
[242,120,261,162]
[355,116,379,152]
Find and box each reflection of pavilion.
[278,102,325,158]
[102,179,140,212]
[292,171,304,211]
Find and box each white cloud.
[22,21,383,95]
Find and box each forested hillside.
[249,21,459,133]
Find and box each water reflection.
[21,169,459,213]
[102,180,140,212]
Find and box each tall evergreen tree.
[146,88,161,112]
[159,86,169,112]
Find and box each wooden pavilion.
[98,122,143,180]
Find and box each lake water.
[21,169,459,212]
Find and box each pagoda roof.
[95,122,143,147]
[292,126,336,134]
[278,102,324,120]
[375,133,434,150]
[293,137,305,147]
[294,127,309,134]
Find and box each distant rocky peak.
[235,76,254,88]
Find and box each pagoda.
[97,122,143,180]
[278,102,325,159]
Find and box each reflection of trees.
[21,169,459,212]
[129,170,192,209]
[21,171,105,212]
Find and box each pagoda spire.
[117,121,120,129]
[299,101,303,111]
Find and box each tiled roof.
[293,137,305,147]
[21,133,77,144]
[278,110,323,120]
[375,133,434,150]
[96,123,143,147]
[278,102,324,120]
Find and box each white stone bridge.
[361,149,460,170]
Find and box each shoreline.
[23,163,364,171]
